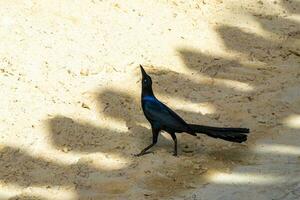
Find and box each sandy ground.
[0,0,300,199]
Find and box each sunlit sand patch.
[213,79,254,92]
[0,182,76,200]
[39,150,130,171]
[193,75,254,92]
[44,151,129,171]
[254,144,300,156]
[283,114,300,129]
[168,65,254,92]
[160,132,173,141]
[209,172,285,185]
[0,16,14,27]
[86,153,129,170]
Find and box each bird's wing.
[143,99,189,131]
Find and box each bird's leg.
[170,133,177,156]
[135,128,159,157]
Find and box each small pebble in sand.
[80,68,89,76]
[81,102,90,109]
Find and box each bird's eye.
[144,79,147,83]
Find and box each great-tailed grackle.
[135,65,250,156]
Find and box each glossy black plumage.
[142,95,194,134]
[135,65,249,156]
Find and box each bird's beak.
[140,65,147,77]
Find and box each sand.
[0,0,299,199]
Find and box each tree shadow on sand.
[1,5,299,200]
[0,145,132,200]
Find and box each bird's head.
[140,65,152,89]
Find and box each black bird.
[135,65,250,156]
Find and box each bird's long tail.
[188,124,249,143]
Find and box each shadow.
[178,48,262,83]
[136,65,255,122]
[47,115,146,154]
[0,146,101,187]
[0,146,134,199]
[92,71,261,198]
[178,21,299,130]
[8,195,47,200]
[2,1,299,200]
[175,12,300,199]
[217,25,286,62]
[95,89,143,125]
[0,137,254,199]
[96,77,254,137]
[280,0,300,14]
[43,83,256,198]
[250,13,300,37]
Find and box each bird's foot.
[173,152,178,157]
[134,151,153,157]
